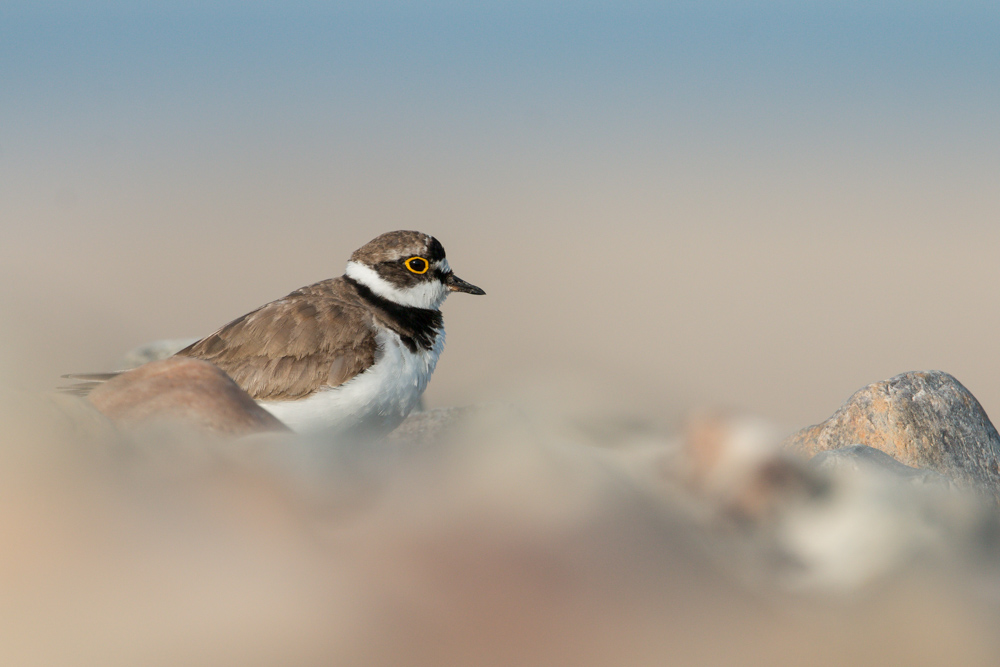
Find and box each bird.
[68,230,485,438]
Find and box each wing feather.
[175,279,378,401]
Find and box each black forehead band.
[426,237,446,262]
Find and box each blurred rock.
[118,337,199,369]
[384,406,471,446]
[669,410,822,521]
[5,381,1000,663]
[773,459,995,592]
[810,445,952,489]
[87,357,288,436]
[627,408,1000,592]
[784,370,1000,499]
[0,390,119,468]
[383,404,522,449]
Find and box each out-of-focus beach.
[2,2,1000,664]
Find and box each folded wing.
[176,279,379,401]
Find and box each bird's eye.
[405,257,429,274]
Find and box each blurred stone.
[632,408,999,592]
[671,410,823,521]
[384,406,471,446]
[0,390,119,467]
[784,371,1000,499]
[774,460,994,592]
[87,357,288,436]
[810,445,952,489]
[118,337,198,369]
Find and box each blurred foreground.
[3,377,1000,666]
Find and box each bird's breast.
[257,328,445,437]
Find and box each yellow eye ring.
[405,256,429,274]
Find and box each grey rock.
[784,370,1000,499]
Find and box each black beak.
[445,272,486,295]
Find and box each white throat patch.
[345,260,449,310]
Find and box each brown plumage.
[175,277,382,401]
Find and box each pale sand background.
[1,2,998,430]
[2,8,1000,662]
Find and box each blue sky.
[3,1,997,243]
[3,2,997,139]
[2,1,996,230]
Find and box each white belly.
[258,329,444,438]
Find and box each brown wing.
[176,279,379,401]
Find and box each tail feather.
[59,371,124,397]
